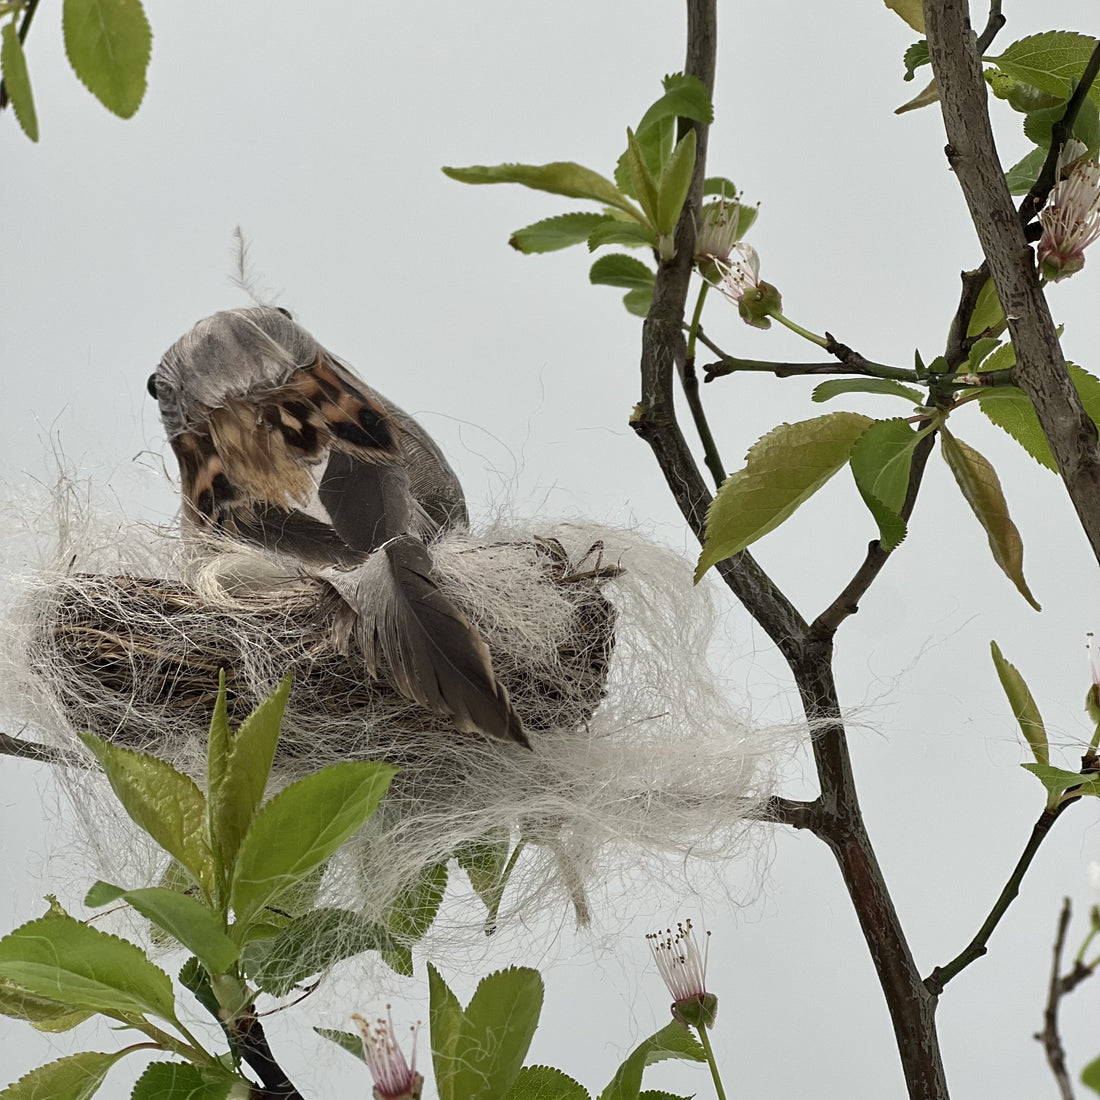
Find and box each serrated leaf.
[131,1061,236,1100]
[0,977,93,1033]
[655,129,696,236]
[428,963,464,1100]
[600,1021,705,1100]
[0,911,176,1023]
[230,760,396,932]
[1021,762,1100,804]
[903,40,929,81]
[510,213,609,254]
[703,176,737,197]
[967,278,1004,336]
[622,287,654,317]
[456,835,509,909]
[587,218,657,251]
[0,1049,128,1100]
[1082,1053,1100,1094]
[849,418,920,552]
[637,72,713,130]
[811,378,924,404]
[388,863,447,943]
[625,129,659,229]
[993,32,1100,108]
[62,0,151,119]
[1,22,38,142]
[243,908,389,996]
[967,337,1002,371]
[178,957,221,1028]
[895,75,939,114]
[315,1026,365,1062]
[696,412,872,579]
[85,883,238,975]
[990,641,1048,765]
[210,674,290,879]
[589,254,656,290]
[79,733,213,895]
[616,117,673,197]
[449,967,544,1100]
[1004,145,1049,196]
[883,0,924,32]
[1023,96,1100,152]
[940,430,1040,610]
[442,163,643,222]
[638,1093,692,1100]
[505,1065,590,1100]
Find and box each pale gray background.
[4,2,1100,1096]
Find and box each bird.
[148,305,529,748]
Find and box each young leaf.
[387,863,447,945]
[895,76,939,114]
[1021,762,1100,807]
[992,32,1100,107]
[78,733,213,894]
[131,1061,236,1100]
[589,254,656,290]
[622,287,654,317]
[85,883,239,974]
[62,0,151,119]
[442,163,644,222]
[0,977,93,1033]
[429,963,465,1100]
[883,0,924,33]
[849,418,921,552]
[1004,145,1049,196]
[505,1065,590,1100]
[636,72,714,131]
[1082,1053,1100,1094]
[903,40,929,81]
[315,1026,366,1062]
[986,68,1065,113]
[703,176,737,197]
[990,641,1049,765]
[811,378,924,404]
[586,219,657,251]
[1,22,38,142]
[615,116,674,195]
[456,834,511,920]
[209,673,290,877]
[624,129,659,229]
[0,910,177,1023]
[229,760,397,931]
[655,129,696,236]
[940,430,1041,610]
[600,1021,705,1100]
[448,967,544,1100]
[966,337,1002,371]
[510,213,609,254]
[696,412,872,579]
[0,1049,128,1100]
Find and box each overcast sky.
[5,2,1100,1097]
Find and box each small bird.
[149,306,528,747]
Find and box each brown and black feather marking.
[152,306,525,746]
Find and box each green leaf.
[849,418,921,552]
[428,963,464,1100]
[600,1021,705,1100]
[456,835,510,917]
[0,910,176,1024]
[387,862,447,946]
[449,967,544,1100]
[586,218,657,251]
[811,378,924,404]
[655,129,696,236]
[510,213,609,254]
[78,733,213,895]
[967,336,1002,371]
[622,287,654,317]
[210,674,290,880]
[625,129,659,229]
[986,68,1065,113]
[1082,1052,1100,1094]
[993,32,1100,108]
[229,760,396,932]
[990,641,1048,765]
[939,430,1041,610]
[883,0,924,33]
[589,254,656,290]
[505,1065,590,1100]
[703,176,737,197]
[1023,96,1100,153]
[639,1093,692,1100]
[637,72,713,131]
[1,22,38,142]
[315,1026,365,1062]
[0,977,92,1033]
[62,0,151,119]
[442,163,643,222]
[1021,762,1100,804]
[1004,145,1049,196]
[696,412,872,579]
[131,1062,236,1100]
[966,277,1004,337]
[894,75,939,114]
[178,957,222,1029]
[84,883,238,975]
[0,1050,128,1100]
[903,40,929,81]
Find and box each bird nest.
[28,534,620,766]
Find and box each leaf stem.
[695,1023,729,1100]
[686,280,709,362]
[772,311,828,348]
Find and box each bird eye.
[276,307,293,319]
[146,372,159,399]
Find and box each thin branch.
[924,800,1076,994]
[974,0,1005,54]
[753,794,818,830]
[0,0,40,111]
[944,262,991,368]
[924,0,1100,569]
[0,727,88,768]
[1035,899,1076,1100]
[227,1008,305,1100]
[680,353,727,488]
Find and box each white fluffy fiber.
[0,477,798,943]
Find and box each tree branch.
[1035,898,1077,1100]
[924,0,1100,569]
[0,727,88,768]
[227,1008,305,1100]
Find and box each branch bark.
[923,0,1100,568]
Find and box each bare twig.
[0,0,40,112]
[228,1008,305,1100]
[0,727,87,768]
[680,353,727,488]
[1035,899,1077,1100]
